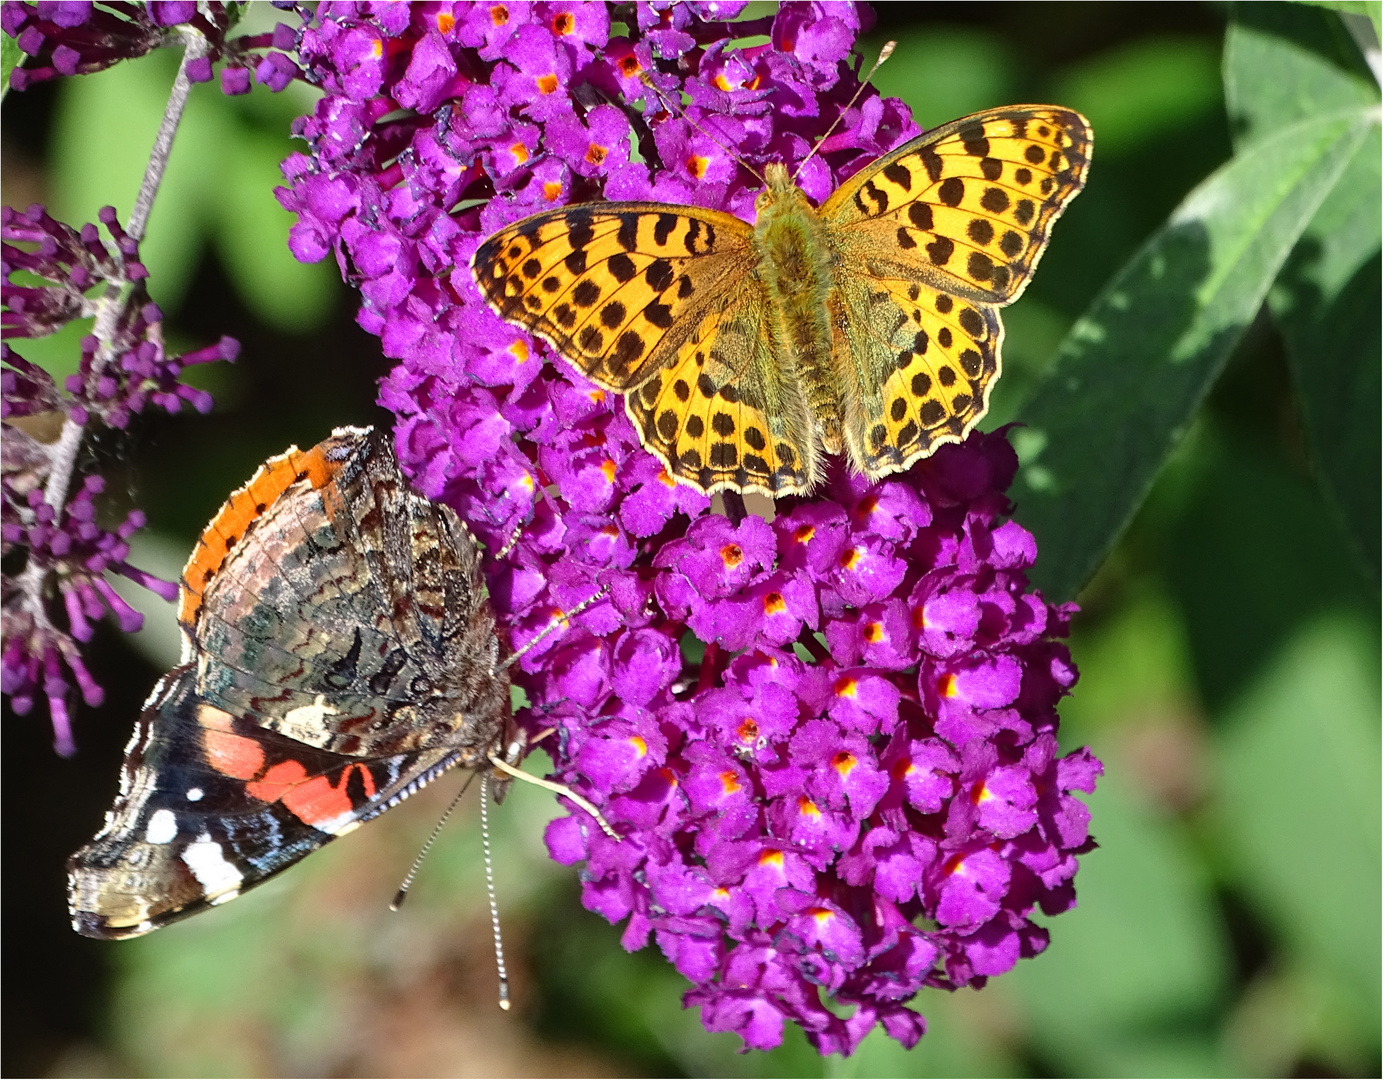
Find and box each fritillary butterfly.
[473,106,1093,497]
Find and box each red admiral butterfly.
[68,427,514,939]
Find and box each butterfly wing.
[68,428,510,938]
[832,274,1004,477]
[823,106,1092,303]
[185,428,507,759]
[624,278,820,496]
[821,106,1092,477]
[67,668,467,939]
[472,204,759,392]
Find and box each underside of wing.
[67,669,470,940]
[834,271,1003,479]
[624,280,820,497]
[823,106,1092,306]
[187,429,506,760]
[67,668,467,939]
[472,203,757,391]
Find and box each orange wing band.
[177,443,339,626]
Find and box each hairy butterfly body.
[473,105,1093,497]
[68,427,511,939]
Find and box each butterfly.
[472,105,1092,497]
[68,427,515,938]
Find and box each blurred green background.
[2,3,1378,1076]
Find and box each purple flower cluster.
[277,0,1101,1055]
[2,0,299,94]
[538,438,1101,1053]
[2,206,238,426]
[1,204,237,752]
[0,466,174,755]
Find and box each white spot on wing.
[186,787,204,802]
[181,835,243,898]
[145,808,177,844]
[282,694,338,729]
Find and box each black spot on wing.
[882,162,912,190]
[653,214,677,246]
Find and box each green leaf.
[1163,426,1375,711]
[1010,109,1373,603]
[1271,137,1381,584]
[1,25,23,102]
[1225,3,1383,585]
[1294,0,1383,40]
[1225,1,1377,141]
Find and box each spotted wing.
[66,668,466,939]
[624,278,819,497]
[822,106,1090,478]
[833,273,1003,477]
[822,106,1092,304]
[472,204,758,391]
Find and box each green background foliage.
[2,3,1378,1076]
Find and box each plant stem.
[21,28,210,623]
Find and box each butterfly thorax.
[753,164,844,454]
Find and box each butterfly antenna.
[391,770,479,910]
[479,772,512,1011]
[792,40,896,182]
[488,753,621,841]
[638,71,767,186]
[496,519,525,560]
[500,584,611,671]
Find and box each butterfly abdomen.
[755,176,842,454]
